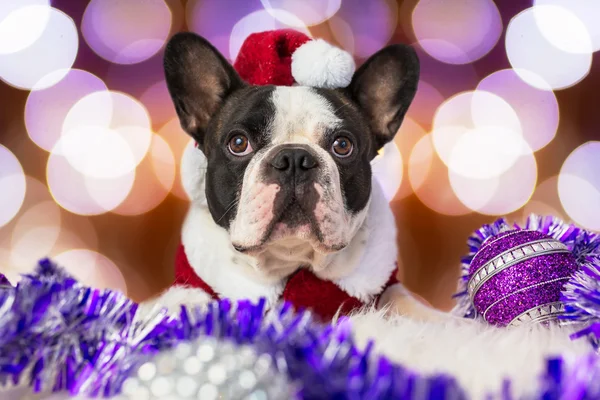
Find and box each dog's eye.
[228,134,253,156]
[331,136,353,158]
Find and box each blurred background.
[0,0,598,310]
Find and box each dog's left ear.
[163,32,245,149]
[347,44,419,155]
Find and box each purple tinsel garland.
[0,256,600,398]
[0,260,467,400]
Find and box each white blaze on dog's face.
[164,33,419,257]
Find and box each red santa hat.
[233,29,355,88]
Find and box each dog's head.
[164,33,419,256]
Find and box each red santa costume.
[172,29,401,321]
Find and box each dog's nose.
[269,148,318,173]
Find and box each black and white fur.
[141,32,445,320]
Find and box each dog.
[139,31,446,322]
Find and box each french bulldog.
[140,32,445,322]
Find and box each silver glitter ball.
[115,337,293,400]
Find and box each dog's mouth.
[233,196,344,255]
[264,196,315,240]
[278,198,311,226]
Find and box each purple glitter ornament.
[467,229,579,327]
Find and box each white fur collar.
[180,141,398,305]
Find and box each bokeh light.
[57,126,137,179]
[477,68,559,152]
[449,147,537,215]
[405,80,444,129]
[82,0,172,65]
[0,177,55,281]
[393,117,427,200]
[47,146,135,216]
[534,0,600,52]
[53,249,127,293]
[261,0,341,27]
[0,2,51,55]
[327,16,355,54]
[63,90,153,168]
[411,42,480,98]
[51,211,99,257]
[329,0,397,58]
[447,126,527,180]
[372,141,403,202]
[229,9,310,60]
[412,0,502,64]
[523,176,566,221]
[558,141,600,231]
[25,69,107,152]
[532,3,594,55]
[409,135,471,216]
[9,200,61,272]
[113,135,176,216]
[432,91,523,170]
[0,145,26,228]
[0,6,78,90]
[157,118,192,200]
[140,80,175,127]
[0,177,99,283]
[186,0,262,59]
[506,6,592,90]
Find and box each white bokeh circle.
[477,68,559,152]
[558,141,600,231]
[0,6,78,90]
[54,249,127,293]
[0,3,51,55]
[449,144,537,215]
[432,90,523,172]
[412,0,502,64]
[447,126,528,180]
[25,69,108,152]
[9,200,61,270]
[82,0,172,64]
[506,6,592,90]
[260,0,341,27]
[0,145,26,228]
[372,141,403,202]
[62,90,153,170]
[47,145,135,216]
[534,0,600,52]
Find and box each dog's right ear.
[164,32,245,148]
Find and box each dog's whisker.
[215,199,239,224]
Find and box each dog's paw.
[137,286,213,319]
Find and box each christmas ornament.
[116,338,292,400]
[467,229,578,327]
[453,214,600,328]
